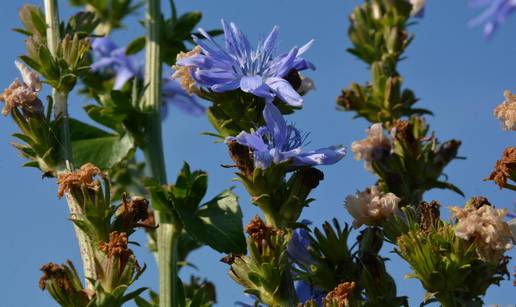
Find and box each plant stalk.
[143,1,181,306]
[44,0,96,289]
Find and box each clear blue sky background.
[0,0,515,306]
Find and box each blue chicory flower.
[468,0,516,38]
[227,103,345,169]
[91,37,205,116]
[287,220,316,268]
[175,20,315,107]
[91,37,143,90]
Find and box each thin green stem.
[44,0,95,289]
[142,1,181,306]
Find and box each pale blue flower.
[295,281,326,306]
[227,103,345,169]
[91,38,205,116]
[469,0,516,38]
[176,20,315,107]
[287,220,316,268]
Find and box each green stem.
[142,1,181,306]
[44,0,95,289]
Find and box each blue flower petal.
[265,77,303,107]
[263,103,288,149]
[292,146,346,166]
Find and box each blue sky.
[0,0,515,306]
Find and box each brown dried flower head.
[57,163,106,198]
[449,203,513,262]
[1,60,42,116]
[172,46,201,95]
[115,194,152,231]
[418,200,440,233]
[494,90,516,131]
[324,281,356,307]
[39,263,72,291]
[351,123,391,171]
[245,215,277,251]
[98,231,131,259]
[485,147,516,189]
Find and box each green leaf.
[179,190,246,254]
[126,36,146,55]
[70,119,134,170]
[172,12,202,37]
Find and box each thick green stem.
[44,0,95,289]
[143,1,181,306]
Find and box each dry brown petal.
[227,140,255,177]
[0,79,39,116]
[485,147,516,189]
[245,215,277,251]
[494,91,516,131]
[324,281,356,307]
[57,163,106,198]
[39,263,72,291]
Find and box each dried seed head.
[494,91,516,131]
[57,163,106,198]
[115,195,153,231]
[172,46,201,95]
[39,263,72,291]
[485,147,516,189]
[98,231,131,258]
[245,215,277,251]
[324,281,355,307]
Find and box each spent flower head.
[494,90,516,131]
[485,146,516,189]
[351,123,391,171]
[57,163,106,199]
[345,185,400,228]
[175,20,315,107]
[469,0,516,38]
[227,103,345,170]
[1,60,42,116]
[449,203,513,262]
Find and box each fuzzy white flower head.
[409,0,425,17]
[494,90,516,131]
[449,204,513,262]
[351,123,391,171]
[345,186,400,228]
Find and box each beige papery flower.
[449,205,513,262]
[494,90,516,131]
[0,60,42,116]
[172,46,201,95]
[351,123,391,171]
[345,186,400,228]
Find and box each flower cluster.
[351,123,391,171]
[91,37,205,116]
[450,204,513,261]
[227,103,346,170]
[174,20,315,107]
[0,60,42,116]
[494,90,516,131]
[345,186,400,228]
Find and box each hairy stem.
[143,1,181,306]
[44,0,95,289]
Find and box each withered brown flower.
[485,147,516,189]
[57,163,106,198]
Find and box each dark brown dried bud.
[98,231,136,275]
[245,215,277,251]
[57,163,106,198]
[39,263,72,291]
[485,147,516,189]
[418,200,440,233]
[393,119,416,146]
[227,140,255,177]
[114,194,153,232]
[468,196,492,209]
[324,281,356,307]
[336,89,356,110]
[220,254,236,265]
